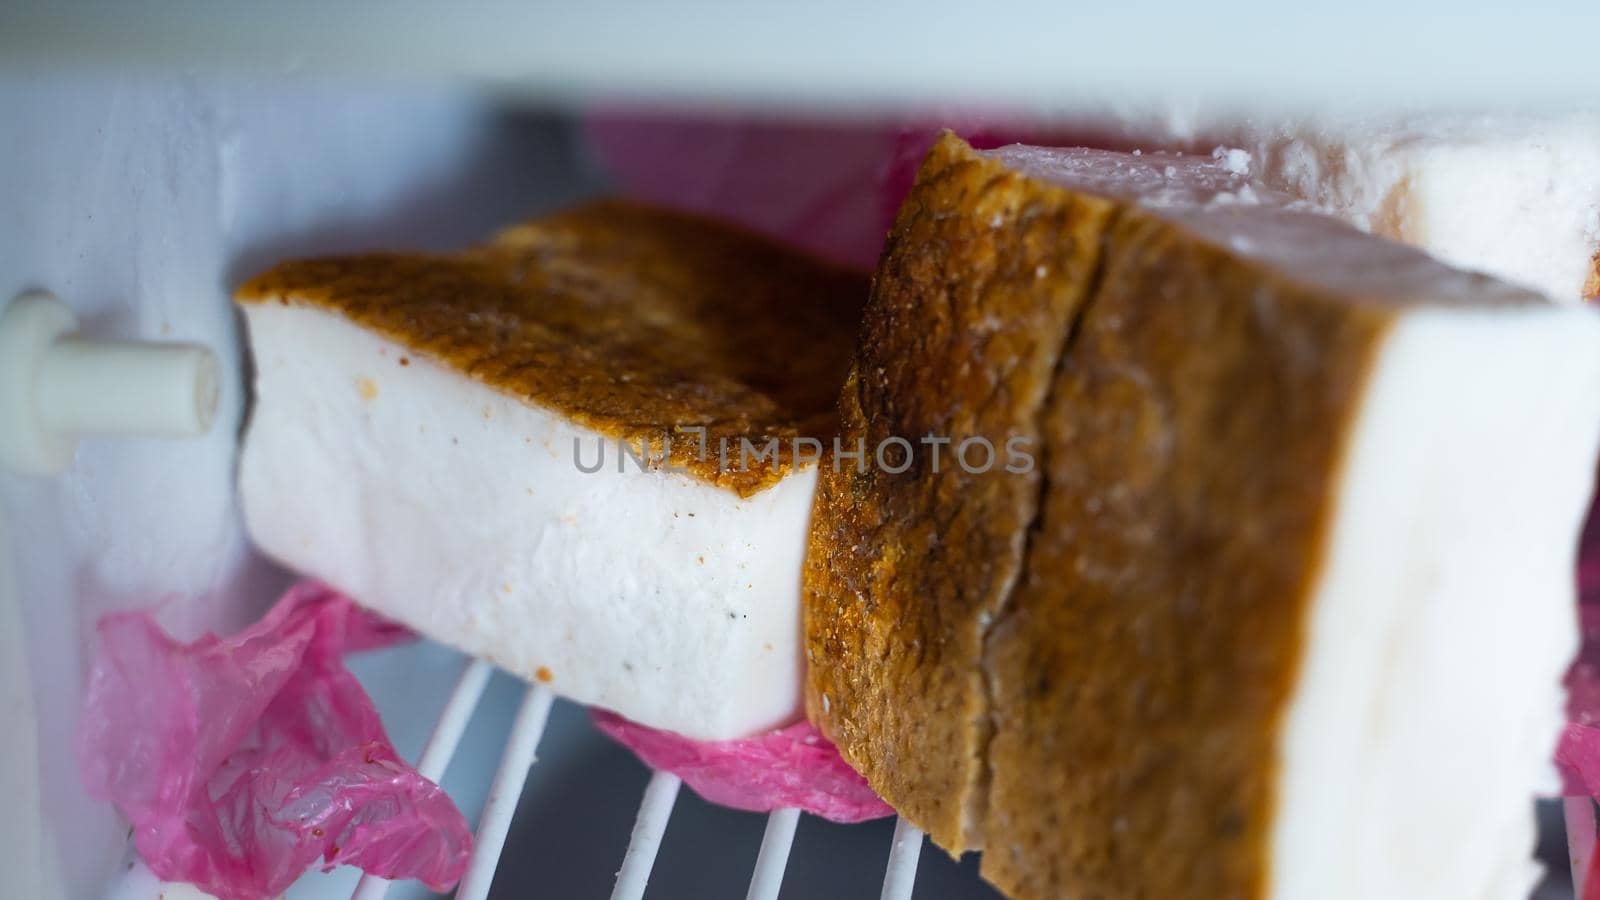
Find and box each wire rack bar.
[1569,795,1596,898]
[879,816,923,900]
[611,770,684,900]
[455,682,556,900]
[744,806,801,900]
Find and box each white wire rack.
[349,658,927,900]
[328,652,1598,900]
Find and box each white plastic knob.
[0,291,220,476]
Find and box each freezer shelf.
[279,639,997,900]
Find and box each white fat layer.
[1243,116,1600,302]
[239,303,811,740]
[1271,306,1600,900]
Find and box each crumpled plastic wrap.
[78,581,470,900]
[592,710,893,824]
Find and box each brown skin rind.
[235,200,868,497]
[802,134,1117,850]
[980,208,1388,900]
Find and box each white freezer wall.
[0,72,598,900]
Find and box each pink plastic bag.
[582,110,1082,271]
[1562,497,1600,794]
[592,710,893,824]
[78,581,470,900]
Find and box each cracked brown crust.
[235,199,868,496]
[805,134,1545,900]
[980,206,1387,900]
[802,134,1117,849]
